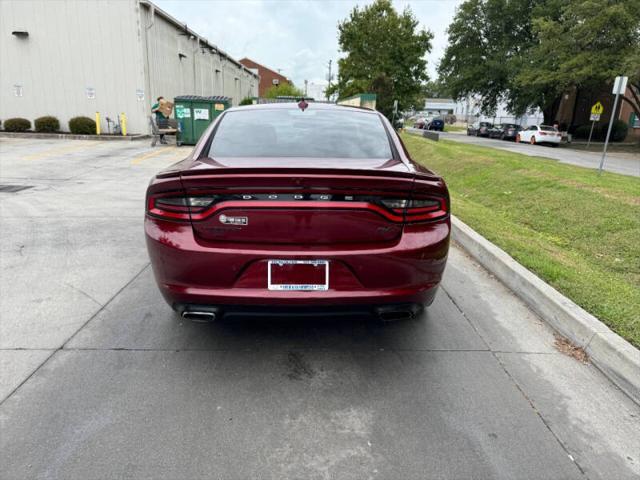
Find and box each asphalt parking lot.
[416,130,640,177]
[1,137,639,479]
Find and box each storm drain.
[0,185,33,193]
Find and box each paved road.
[411,129,640,177]
[1,137,638,479]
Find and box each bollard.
[95,112,101,135]
[120,113,127,136]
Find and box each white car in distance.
[516,125,561,147]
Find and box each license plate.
[268,260,329,291]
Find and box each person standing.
[151,96,169,144]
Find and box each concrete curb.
[405,127,440,141]
[0,132,149,141]
[451,216,640,404]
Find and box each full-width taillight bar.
[146,193,447,223]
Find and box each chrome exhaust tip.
[375,304,422,322]
[181,311,216,322]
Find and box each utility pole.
[304,79,308,97]
[326,60,333,101]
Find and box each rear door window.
[209,108,393,159]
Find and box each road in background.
[408,128,640,177]
[1,138,638,479]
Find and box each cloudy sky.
[154,0,462,96]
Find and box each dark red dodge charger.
[145,102,450,321]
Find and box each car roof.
[224,102,380,115]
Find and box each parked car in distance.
[145,102,451,322]
[426,118,445,131]
[488,123,521,140]
[467,121,493,137]
[516,125,561,146]
[413,117,428,129]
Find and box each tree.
[421,80,451,99]
[438,0,543,117]
[439,0,640,123]
[518,0,640,121]
[263,83,304,99]
[329,0,433,118]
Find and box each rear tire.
[530,136,536,145]
[515,134,521,143]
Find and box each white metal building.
[0,0,259,134]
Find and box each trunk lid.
[179,166,416,246]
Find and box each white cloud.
[154,0,462,86]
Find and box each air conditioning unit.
[272,79,280,85]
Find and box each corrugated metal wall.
[0,0,258,134]
[0,0,148,133]
[140,5,258,108]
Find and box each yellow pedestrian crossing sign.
[591,101,604,115]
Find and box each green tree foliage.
[329,0,433,118]
[520,0,640,119]
[263,83,304,99]
[421,79,451,99]
[439,0,640,122]
[438,0,542,117]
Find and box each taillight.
[540,131,548,136]
[380,197,448,222]
[147,195,217,220]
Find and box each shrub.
[34,115,60,133]
[3,117,31,132]
[444,114,457,124]
[608,120,628,142]
[68,116,96,135]
[573,125,592,139]
[239,97,254,106]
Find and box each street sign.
[612,76,628,95]
[589,113,601,122]
[591,101,604,115]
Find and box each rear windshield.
[209,108,393,159]
[540,125,558,132]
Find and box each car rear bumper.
[145,216,450,309]
[539,135,561,143]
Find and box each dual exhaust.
[180,304,421,323]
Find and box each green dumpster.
[174,95,231,146]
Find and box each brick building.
[555,85,640,141]
[239,58,291,97]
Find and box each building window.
[630,112,640,128]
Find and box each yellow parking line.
[131,146,176,165]
[23,141,103,161]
